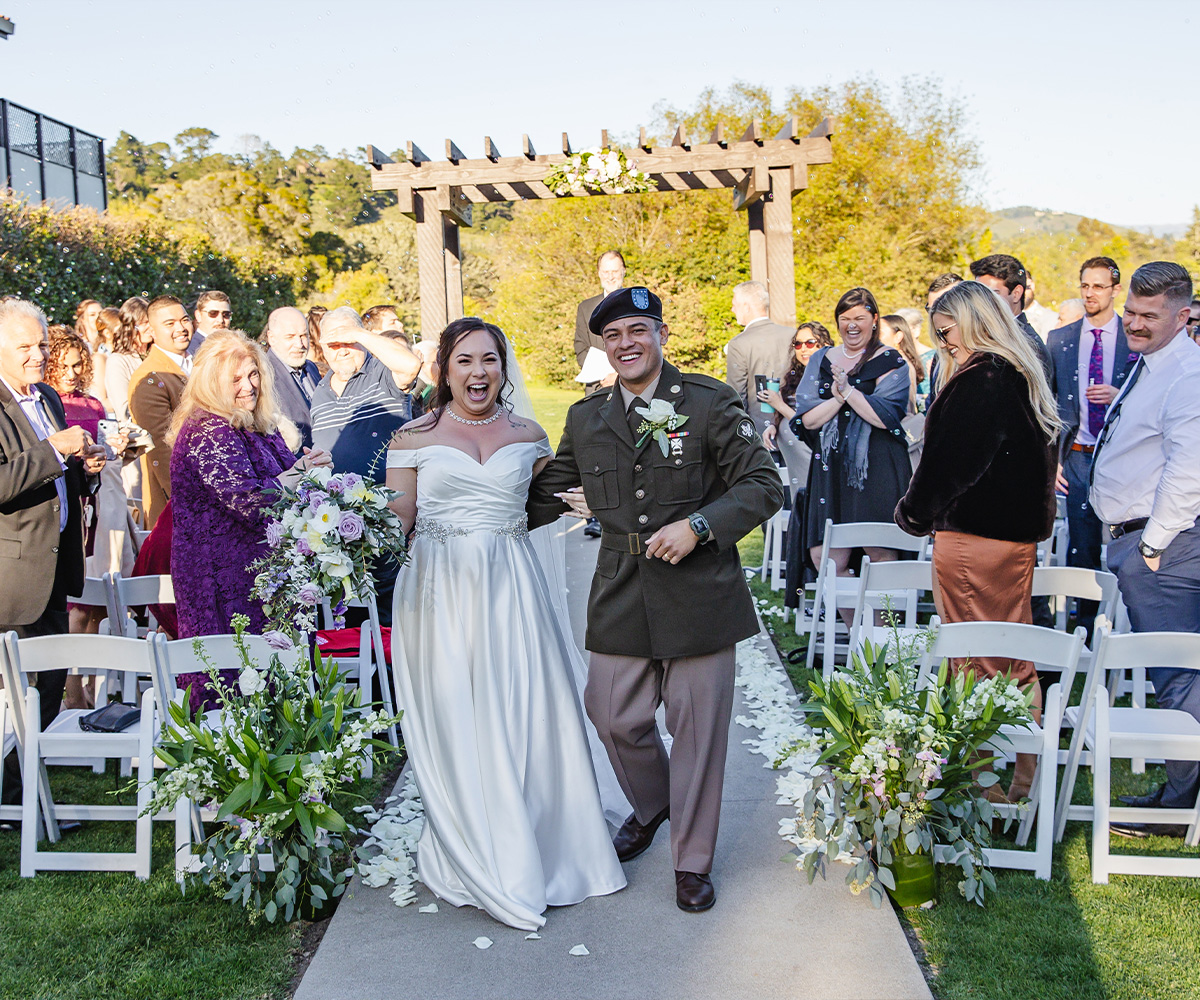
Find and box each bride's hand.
[555,487,592,519]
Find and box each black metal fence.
[0,99,106,211]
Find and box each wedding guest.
[792,288,912,598]
[1056,298,1086,329]
[191,289,232,341]
[879,314,927,412]
[74,299,102,343]
[168,331,329,704]
[75,298,111,412]
[0,299,107,803]
[362,304,407,342]
[726,280,795,439]
[969,253,1055,381]
[895,280,1059,802]
[1089,263,1200,838]
[1023,271,1059,339]
[263,306,320,450]
[306,305,329,375]
[923,273,962,407]
[896,305,936,396]
[129,296,197,528]
[574,250,626,394]
[106,297,152,510]
[1188,297,1200,344]
[758,320,833,612]
[1047,257,1135,636]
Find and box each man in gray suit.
[724,281,794,439]
[264,306,320,451]
[1047,256,1136,635]
[0,299,106,804]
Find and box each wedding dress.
[388,438,626,930]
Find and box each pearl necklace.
[446,405,503,426]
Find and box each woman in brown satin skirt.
[894,280,1061,801]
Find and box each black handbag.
[78,702,140,733]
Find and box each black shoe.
[1111,821,1190,839]
[612,806,669,862]
[1118,784,1165,808]
[675,871,716,912]
[583,517,602,539]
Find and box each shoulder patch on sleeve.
[738,419,756,441]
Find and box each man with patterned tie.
[1088,261,1200,837]
[264,306,320,451]
[1047,256,1137,635]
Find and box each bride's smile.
[446,329,503,417]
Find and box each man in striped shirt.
[309,306,421,483]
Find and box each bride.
[386,317,626,931]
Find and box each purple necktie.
[1088,329,1105,437]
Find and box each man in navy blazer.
[264,306,321,451]
[1047,256,1137,632]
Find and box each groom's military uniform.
[529,292,783,877]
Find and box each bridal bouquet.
[544,146,653,195]
[776,616,1033,908]
[147,616,401,923]
[251,467,406,634]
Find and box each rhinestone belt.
[413,515,529,543]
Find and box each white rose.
[310,467,333,486]
[238,667,266,697]
[637,399,676,423]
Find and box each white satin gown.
[388,439,627,930]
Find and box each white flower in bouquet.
[309,502,341,534]
[238,666,266,697]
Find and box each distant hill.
[990,205,1187,241]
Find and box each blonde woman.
[895,280,1060,801]
[167,331,329,678]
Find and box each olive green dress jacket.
[528,361,784,659]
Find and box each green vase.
[886,850,936,908]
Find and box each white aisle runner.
[296,523,931,1000]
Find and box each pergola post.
[413,192,449,337]
[764,167,796,326]
[747,201,767,287]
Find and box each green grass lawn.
[737,531,1200,1000]
[0,761,397,1000]
[525,380,583,449]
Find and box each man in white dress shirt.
[1089,261,1200,837]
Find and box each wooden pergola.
[367,117,835,337]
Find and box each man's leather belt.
[600,531,656,555]
[1070,442,1095,454]
[1109,517,1149,539]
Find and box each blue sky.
[1,0,1195,228]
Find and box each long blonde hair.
[931,281,1061,442]
[167,330,283,444]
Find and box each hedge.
[0,194,295,331]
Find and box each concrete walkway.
[297,522,931,1000]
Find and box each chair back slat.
[827,520,929,555]
[67,576,108,607]
[114,573,175,607]
[918,622,1088,694]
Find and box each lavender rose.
[296,537,313,557]
[265,520,284,549]
[263,630,295,651]
[297,582,323,606]
[338,511,365,541]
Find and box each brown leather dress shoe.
[612,806,669,862]
[675,871,715,912]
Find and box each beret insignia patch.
[631,287,649,310]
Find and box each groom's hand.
[554,488,593,519]
[645,519,699,565]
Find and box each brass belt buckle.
[627,532,641,555]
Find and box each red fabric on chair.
[314,626,392,665]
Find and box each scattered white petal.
[419,903,439,913]
[524,932,541,940]
[473,937,493,950]
[569,945,590,956]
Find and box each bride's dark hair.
[421,317,512,431]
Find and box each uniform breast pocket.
[579,445,620,510]
[653,455,703,504]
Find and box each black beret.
[588,286,663,336]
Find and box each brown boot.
[1007,752,1038,803]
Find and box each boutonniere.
[634,399,690,457]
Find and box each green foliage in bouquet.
[146,616,401,923]
[777,617,1034,907]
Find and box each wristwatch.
[1138,540,1164,560]
[688,513,712,544]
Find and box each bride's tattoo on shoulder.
[505,413,529,430]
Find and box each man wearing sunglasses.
[191,289,232,346]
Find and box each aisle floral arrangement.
[776,618,1033,908]
[251,467,407,632]
[147,617,401,922]
[544,146,654,195]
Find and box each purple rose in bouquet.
[297,582,323,606]
[338,511,365,541]
[296,537,313,557]
[263,630,295,651]
[325,476,345,495]
[265,520,284,549]
[341,473,363,489]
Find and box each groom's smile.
[601,316,669,394]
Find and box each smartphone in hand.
[96,419,120,461]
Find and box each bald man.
[264,306,321,450]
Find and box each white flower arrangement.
[634,399,690,457]
[544,146,653,196]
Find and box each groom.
[528,287,783,912]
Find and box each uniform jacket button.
[638,514,648,525]
[634,464,643,473]
[635,489,645,499]
[594,465,600,472]
[675,458,682,466]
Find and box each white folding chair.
[1030,566,1119,634]
[846,556,935,655]
[150,632,294,881]
[317,593,399,749]
[63,576,117,720]
[759,467,790,596]
[0,632,156,878]
[919,621,1088,880]
[1051,630,1200,880]
[108,571,175,704]
[803,519,929,678]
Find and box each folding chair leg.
[135,699,154,880]
[1091,699,1111,884]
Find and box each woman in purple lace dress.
[168,330,331,704]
